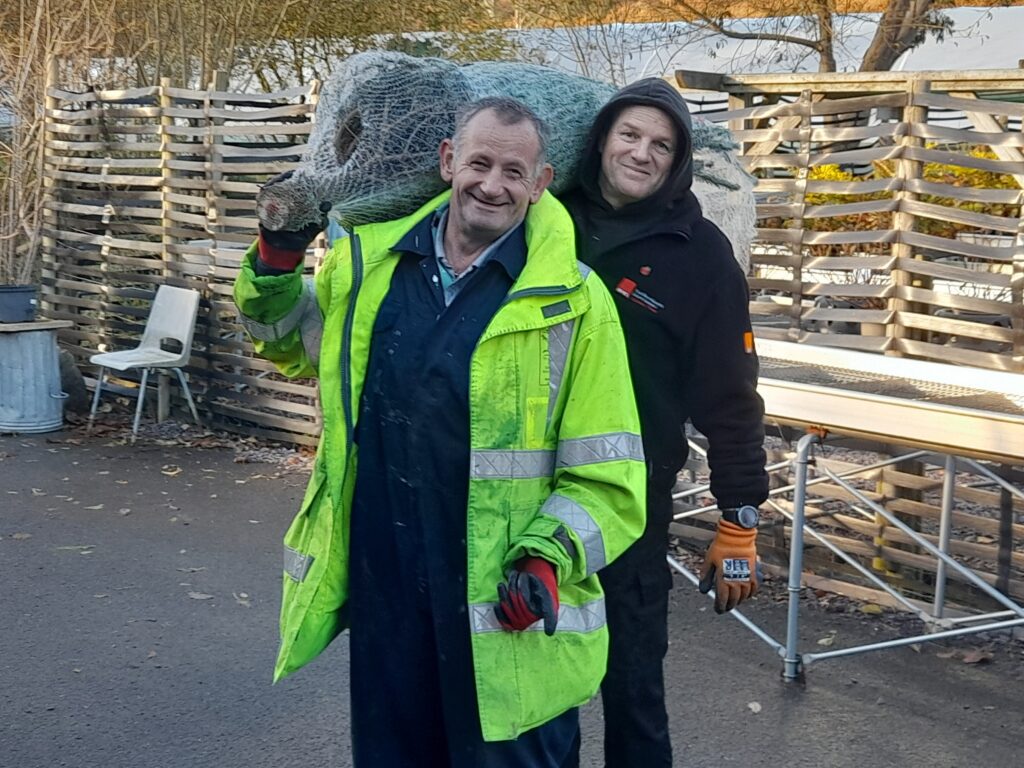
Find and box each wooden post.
[789,89,813,340]
[157,77,176,422]
[206,70,228,249]
[39,57,60,319]
[996,472,1013,596]
[1012,189,1024,371]
[159,77,176,274]
[887,78,928,357]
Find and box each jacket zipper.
[501,284,571,306]
[341,234,363,461]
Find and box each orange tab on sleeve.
[743,331,754,354]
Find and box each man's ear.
[529,164,554,203]
[439,138,455,183]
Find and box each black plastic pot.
[0,285,38,323]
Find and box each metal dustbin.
[0,320,73,433]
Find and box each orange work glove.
[698,520,758,614]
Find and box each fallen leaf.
[747,702,762,714]
[248,520,261,524]
[936,649,958,659]
[12,532,32,540]
[233,592,252,608]
[161,465,182,477]
[817,632,837,647]
[84,504,104,510]
[118,508,131,516]
[909,643,922,653]
[860,603,883,615]
[176,567,206,573]
[187,591,214,600]
[56,544,93,550]
[93,594,109,599]
[115,480,128,485]
[147,650,157,659]
[962,649,993,665]
[31,488,46,496]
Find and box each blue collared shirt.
[430,204,519,306]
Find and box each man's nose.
[631,140,652,162]
[478,168,503,196]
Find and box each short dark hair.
[452,97,549,168]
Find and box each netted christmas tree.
[257,52,756,269]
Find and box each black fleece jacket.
[561,78,768,509]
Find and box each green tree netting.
[256,52,755,269]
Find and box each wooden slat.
[802,280,892,296]
[803,255,895,270]
[896,311,1015,343]
[894,338,1020,371]
[716,92,906,123]
[162,123,312,138]
[901,231,1018,262]
[801,308,894,324]
[801,229,897,246]
[911,122,1024,149]
[897,285,1013,315]
[903,145,1024,176]
[803,199,898,220]
[900,199,1021,234]
[896,256,1011,289]
[49,85,159,103]
[754,327,893,352]
[914,90,1024,119]
[906,178,1023,204]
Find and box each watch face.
[737,505,759,529]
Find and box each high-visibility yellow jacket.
[234,190,646,741]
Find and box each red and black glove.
[495,557,559,636]
[698,520,759,614]
[256,171,329,272]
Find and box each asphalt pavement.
[3,429,1023,768]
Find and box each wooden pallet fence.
[40,74,321,444]
[679,69,1024,372]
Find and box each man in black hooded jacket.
[560,79,769,766]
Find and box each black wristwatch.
[721,505,760,529]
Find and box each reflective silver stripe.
[470,597,606,634]
[283,545,314,582]
[540,493,606,574]
[469,433,643,480]
[239,279,312,342]
[547,319,574,422]
[577,261,593,280]
[470,449,555,479]
[557,432,645,469]
[298,279,323,367]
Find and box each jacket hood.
[566,78,703,257]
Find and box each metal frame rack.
[668,339,1024,679]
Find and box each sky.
[530,6,1023,82]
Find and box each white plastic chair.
[88,285,201,442]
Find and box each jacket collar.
[387,189,586,297]
[390,203,527,283]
